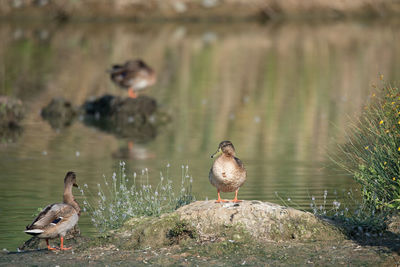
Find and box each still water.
[0,20,399,250]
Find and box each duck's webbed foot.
[46,239,57,251]
[215,190,229,203]
[231,189,242,203]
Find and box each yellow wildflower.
[385,129,390,133]
[392,101,395,105]
[398,147,400,152]
[384,162,387,165]
[365,146,369,150]
[393,177,396,181]
[379,120,384,125]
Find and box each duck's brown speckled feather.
[209,154,246,193]
[27,203,76,230]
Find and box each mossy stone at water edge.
[112,200,344,249]
[0,96,24,142]
[0,96,24,126]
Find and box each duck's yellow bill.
[211,148,222,158]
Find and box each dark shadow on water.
[83,116,157,142]
[0,123,23,143]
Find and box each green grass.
[333,82,400,211]
[81,162,195,233]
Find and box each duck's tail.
[24,229,44,236]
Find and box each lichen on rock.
[176,200,344,242]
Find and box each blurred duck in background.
[108,59,157,98]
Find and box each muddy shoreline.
[2,237,399,266]
[3,201,399,266]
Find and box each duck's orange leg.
[46,239,57,251]
[59,236,71,250]
[232,189,242,203]
[215,189,229,203]
[128,141,134,151]
[128,88,137,98]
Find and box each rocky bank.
[8,200,400,266]
[113,200,344,249]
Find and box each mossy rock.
[111,214,197,249]
[0,96,24,126]
[111,201,344,250]
[176,201,344,242]
[0,96,24,142]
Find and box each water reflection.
[82,95,165,142]
[0,20,399,250]
[112,142,156,160]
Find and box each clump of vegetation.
[301,81,400,236]
[334,82,400,211]
[167,221,197,244]
[81,162,195,233]
[310,189,389,235]
[277,188,390,236]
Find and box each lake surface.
[0,20,399,250]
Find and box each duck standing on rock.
[108,59,157,98]
[209,141,247,203]
[24,172,81,251]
